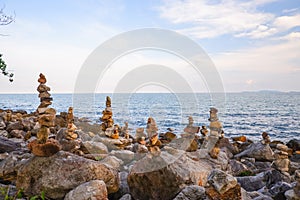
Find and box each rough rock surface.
[173,185,207,200]
[16,151,119,199]
[0,136,20,153]
[127,149,213,200]
[287,139,300,152]
[82,141,108,154]
[235,142,274,161]
[207,169,238,194]
[64,180,108,200]
[237,172,266,191]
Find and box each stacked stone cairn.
[100,96,114,131]
[28,73,61,157]
[182,116,200,151]
[36,73,56,143]
[200,108,223,159]
[146,117,162,153]
[65,107,78,140]
[261,131,271,144]
[273,143,290,173]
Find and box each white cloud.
[211,34,300,91]
[158,0,300,39]
[273,14,300,31]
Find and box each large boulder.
[64,180,108,200]
[16,151,119,199]
[127,148,213,200]
[237,172,266,191]
[235,142,274,161]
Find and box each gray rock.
[0,130,8,137]
[0,152,32,182]
[82,141,108,154]
[0,118,6,130]
[207,169,238,194]
[0,136,20,153]
[16,151,119,199]
[247,190,273,200]
[264,169,290,188]
[64,180,108,200]
[229,160,250,176]
[76,130,92,142]
[235,142,274,161]
[100,156,123,171]
[9,129,25,138]
[285,189,300,200]
[269,182,292,199]
[109,172,130,200]
[21,117,35,131]
[111,150,134,164]
[173,185,207,200]
[287,139,300,152]
[119,194,132,200]
[6,121,24,132]
[128,149,213,200]
[241,188,252,200]
[237,172,266,191]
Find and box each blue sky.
[0,0,300,93]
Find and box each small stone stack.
[273,144,290,173]
[100,96,114,131]
[209,108,223,137]
[146,117,162,153]
[261,132,271,144]
[65,107,78,140]
[183,116,200,134]
[120,122,129,137]
[36,73,55,144]
[146,117,158,139]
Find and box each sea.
[0,92,299,142]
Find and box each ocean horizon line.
[0,90,300,95]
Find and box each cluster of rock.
[1,84,300,199]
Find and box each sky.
[0,0,300,93]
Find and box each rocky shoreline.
[0,74,300,200]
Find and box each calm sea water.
[0,92,299,142]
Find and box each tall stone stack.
[146,117,158,139]
[208,108,223,137]
[201,108,222,152]
[100,96,114,131]
[28,73,61,157]
[66,107,78,140]
[36,73,56,143]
